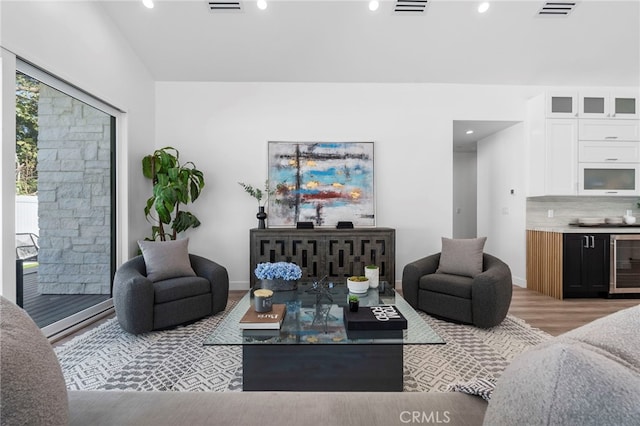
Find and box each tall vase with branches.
[142,147,205,241]
[238,180,272,229]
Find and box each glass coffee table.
[204,281,444,391]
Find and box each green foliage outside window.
[16,72,39,195]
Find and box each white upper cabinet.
[611,91,639,119]
[579,91,639,119]
[579,141,640,163]
[546,92,578,118]
[579,91,608,119]
[579,119,640,141]
[545,119,579,195]
[529,90,640,197]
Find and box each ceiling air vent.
[537,2,577,17]
[208,1,243,13]
[394,0,429,14]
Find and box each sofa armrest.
[69,390,488,426]
[471,254,512,328]
[113,256,155,334]
[401,253,441,308]
[190,254,229,314]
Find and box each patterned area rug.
[55,296,551,392]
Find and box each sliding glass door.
[15,61,116,336]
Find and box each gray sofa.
[402,253,513,328]
[484,303,640,425]
[2,295,638,426]
[67,390,487,426]
[1,295,487,426]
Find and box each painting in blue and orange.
[267,142,375,227]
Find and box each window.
[16,60,118,337]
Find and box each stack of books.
[239,304,286,330]
[343,305,407,331]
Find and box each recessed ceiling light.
[369,1,380,12]
[257,0,268,10]
[466,130,474,135]
[142,0,154,9]
[478,2,490,13]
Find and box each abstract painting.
[267,142,375,227]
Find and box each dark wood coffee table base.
[243,344,403,391]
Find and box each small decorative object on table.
[365,265,379,289]
[238,181,272,229]
[306,275,334,303]
[255,261,302,291]
[347,276,370,294]
[348,295,359,312]
[254,288,273,312]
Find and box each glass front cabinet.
[547,92,578,118]
[547,91,639,119]
[579,163,640,195]
[579,91,639,119]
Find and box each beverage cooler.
[610,235,640,294]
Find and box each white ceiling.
[100,0,640,86]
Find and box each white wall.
[477,123,527,286]
[157,83,540,289]
[1,49,17,301]
[453,151,477,239]
[0,1,155,300]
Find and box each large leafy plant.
[142,147,205,241]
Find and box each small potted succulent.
[348,295,360,312]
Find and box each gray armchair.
[113,254,229,334]
[402,253,512,328]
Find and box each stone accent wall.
[36,85,112,294]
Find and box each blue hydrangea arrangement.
[255,262,302,280]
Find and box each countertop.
[528,225,640,234]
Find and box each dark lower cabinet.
[563,233,610,298]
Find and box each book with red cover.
[343,305,407,331]
[239,304,286,330]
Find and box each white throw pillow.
[437,237,487,277]
[138,238,196,282]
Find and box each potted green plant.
[238,180,272,229]
[347,275,369,294]
[365,264,380,289]
[348,295,359,312]
[142,146,205,241]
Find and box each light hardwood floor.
[508,286,638,336]
[52,287,639,346]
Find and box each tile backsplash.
[527,196,639,228]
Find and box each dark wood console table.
[249,228,396,288]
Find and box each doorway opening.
[452,120,520,238]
